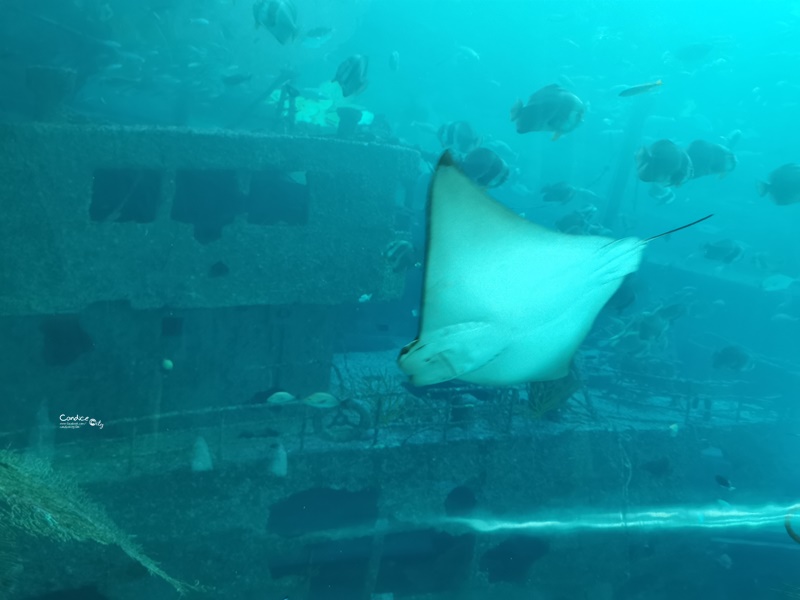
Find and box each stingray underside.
[397,152,645,386]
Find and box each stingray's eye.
[399,342,418,357]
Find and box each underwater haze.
[1,0,799,599]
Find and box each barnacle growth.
[0,449,201,595]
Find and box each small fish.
[438,120,480,154]
[459,147,509,188]
[721,129,742,149]
[358,293,372,303]
[301,26,334,48]
[118,51,146,64]
[189,18,211,26]
[618,79,663,97]
[703,239,744,264]
[685,139,736,179]
[389,50,400,72]
[758,163,800,205]
[712,345,752,372]
[541,182,577,204]
[510,84,585,140]
[454,45,480,62]
[302,392,340,408]
[222,73,252,86]
[635,139,693,187]
[715,475,735,491]
[332,54,369,97]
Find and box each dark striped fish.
[332,54,369,97]
[459,147,509,188]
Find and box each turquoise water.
[1,1,799,599]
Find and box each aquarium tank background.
[0,0,799,599]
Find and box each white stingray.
[397,152,709,387]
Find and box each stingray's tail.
[645,214,713,242]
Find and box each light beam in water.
[448,503,798,535]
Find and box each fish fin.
[510,99,523,121]
[655,79,663,86]
[552,131,562,141]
